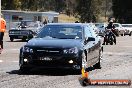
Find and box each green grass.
[58,14,79,23]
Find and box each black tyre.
[129,32,131,36]
[10,37,14,42]
[94,50,102,69]
[94,59,101,69]
[121,34,123,36]
[106,41,108,45]
[20,66,31,73]
[22,38,26,41]
[110,41,113,45]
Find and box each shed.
[2,10,59,30]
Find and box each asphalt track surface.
[0,33,132,88]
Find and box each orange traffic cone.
[79,67,91,86]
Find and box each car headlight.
[23,46,33,53]
[9,31,14,34]
[63,47,78,54]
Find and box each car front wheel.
[20,66,31,73]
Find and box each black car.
[19,23,103,72]
[9,20,43,41]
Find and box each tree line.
[2,0,132,23]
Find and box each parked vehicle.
[95,23,107,37]
[9,20,43,41]
[122,24,132,36]
[19,23,103,72]
[87,23,99,34]
[113,23,124,36]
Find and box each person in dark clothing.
[43,19,47,25]
[104,20,116,44]
[75,21,79,23]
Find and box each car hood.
[26,38,84,48]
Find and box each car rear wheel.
[94,49,102,69]
[10,37,14,42]
[129,32,132,36]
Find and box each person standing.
[0,17,6,53]
[43,19,47,25]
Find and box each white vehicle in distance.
[122,24,132,36]
[87,23,99,34]
[113,23,125,36]
[95,23,107,37]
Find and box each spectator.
[0,17,6,54]
[43,19,47,25]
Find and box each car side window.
[84,26,92,38]
[89,27,98,37]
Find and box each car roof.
[46,23,88,26]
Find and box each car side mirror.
[84,37,95,44]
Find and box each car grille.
[34,47,63,57]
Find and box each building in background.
[2,10,59,30]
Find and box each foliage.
[112,0,132,23]
[2,0,112,22]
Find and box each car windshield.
[122,25,132,27]
[95,23,103,27]
[20,21,37,28]
[37,25,83,39]
[113,24,119,27]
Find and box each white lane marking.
[0,60,3,63]
[103,52,132,55]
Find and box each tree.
[75,0,104,22]
[2,0,21,10]
[112,0,132,23]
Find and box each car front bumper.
[20,52,82,69]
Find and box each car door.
[89,27,101,63]
[84,26,97,67]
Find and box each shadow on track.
[6,68,81,76]
[6,67,97,76]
